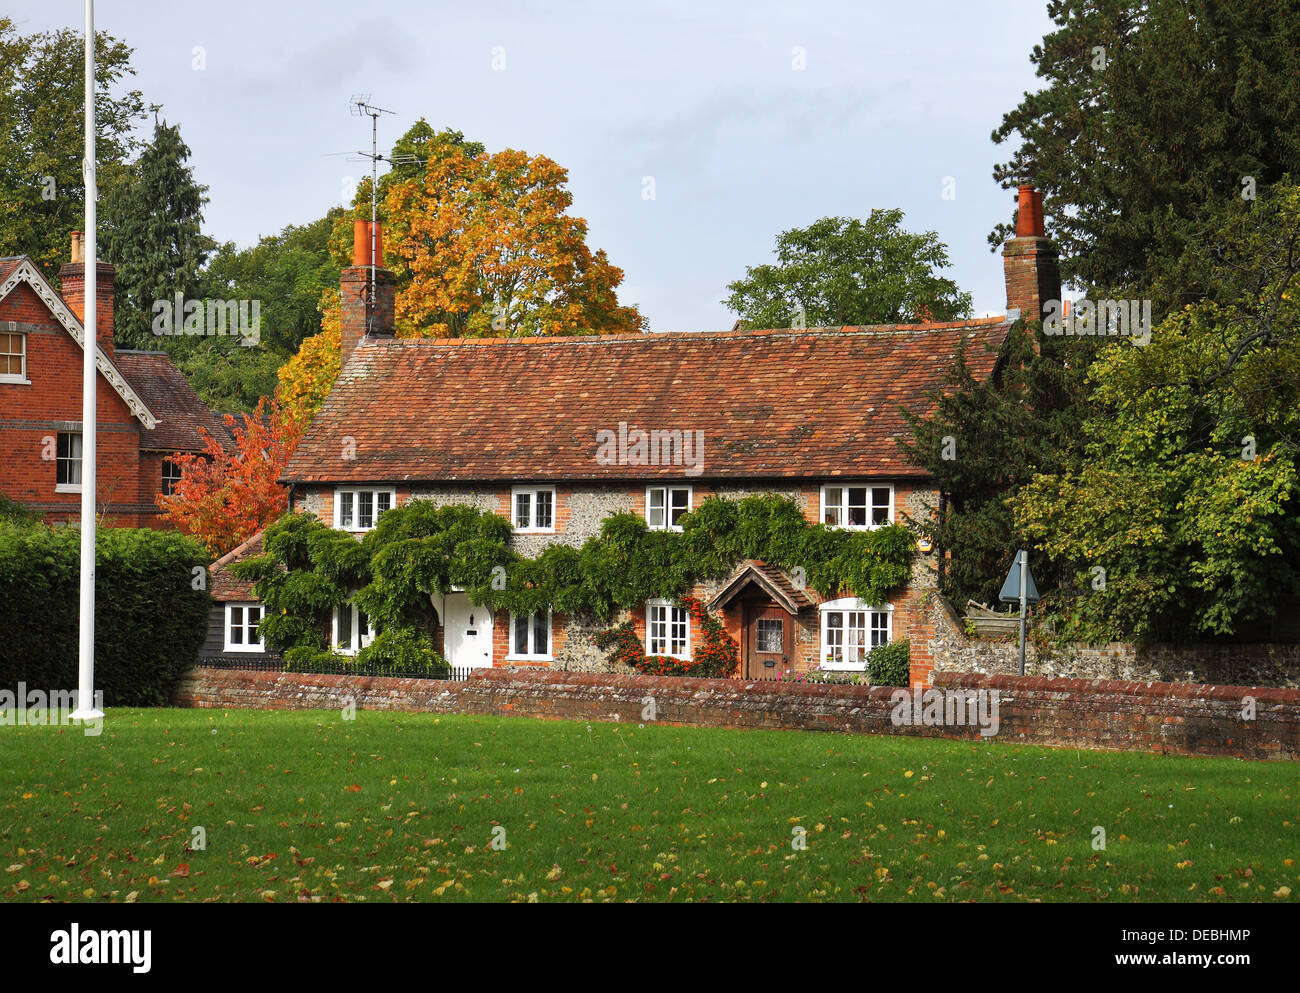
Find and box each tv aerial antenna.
[349,94,395,332]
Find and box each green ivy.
[236,495,915,657]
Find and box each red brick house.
[248,195,1060,686]
[0,235,229,527]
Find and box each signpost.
[999,549,1039,676]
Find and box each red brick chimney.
[1002,185,1060,325]
[59,231,115,358]
[340,219,396,367]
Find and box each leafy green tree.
[723,211,973,329]
[1011,183,1300,641]
[898,325,1090,608]
[204,210,343,354]
[0,17,145,277]
[100,118,215,348]
[990,0,1300,311]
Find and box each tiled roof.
[283,318,1011,484]
[208,530,265,602]
[114,350,232,453]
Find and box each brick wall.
[171,666,1300,761]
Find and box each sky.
[12,0,1056,331]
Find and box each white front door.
[443,593,494,670]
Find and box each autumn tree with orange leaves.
[387,146,646,338]
[277,135,645,427]
[157,397,304,557]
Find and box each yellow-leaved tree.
[277,125,645,428]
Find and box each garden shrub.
[868,638,911,687]
[0,522,210,705]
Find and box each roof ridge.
[372,315,1010,349]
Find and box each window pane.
[229,607,243,644]
[648,605,665,654]
[825,611,844,660]
[515,492,531,528]
[339,492,354,529]
[377,491,392,516]
[669,488,689,525]
[359,610,370,639]
[823,488,842,525]
[756,618,782,653]
[514,615,528,655]
[358,491,374,529]
[671,607,688,655]
[337,606,351,650]
[648,488,664,527]
[871,611,889,647]
[847,487,868,527]
[535,490,553,530]
[533,612,549,655]
[871,488,891,525]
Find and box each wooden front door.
[744,602,791,679]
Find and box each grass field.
[1,708,1297,902]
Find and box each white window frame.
[0,329,27,384]
[332,602,375,656]
[646,598,690,660]
[507,609,553,661]
[334,487,395,532]
[161,458,183,496]
[224,603,265,653]
[820,483,894,530]
[55,431,82,493]
[512,486,556,533]
[646,485,692,531]
[818,597,893,672]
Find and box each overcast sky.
[13,0,1055,331]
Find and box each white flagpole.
[71,0,103,722]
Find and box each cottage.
[259,188,1059,685]
[0,233,230,527]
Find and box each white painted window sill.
[55,484,82,494]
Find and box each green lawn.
[1,708,1296,902]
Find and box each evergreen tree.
[0,17,145,276]
[990,0,1300,313]
[101,117,215,348]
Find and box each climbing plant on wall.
[234,493,915,668]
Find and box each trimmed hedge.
[0,523,211,706]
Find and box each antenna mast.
[349,95,394,334]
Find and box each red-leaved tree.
[157,397,304,558]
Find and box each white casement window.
[224,603,265,653]
[161,458,183,496]
[647,598,690,659]
[646,485,692,531]
[512,486,555,533]
[335,488,395,532]
[0,330,26,383]
[332,602,374,656]
[508,609,553,660]
[819,597,892,671]
[821,484,893,529]
[55,432,82,492]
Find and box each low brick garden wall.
[171,666,1300,761]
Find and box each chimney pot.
[1016,184,1045,238]
[70,231,84,264]
[351,219,385,268]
